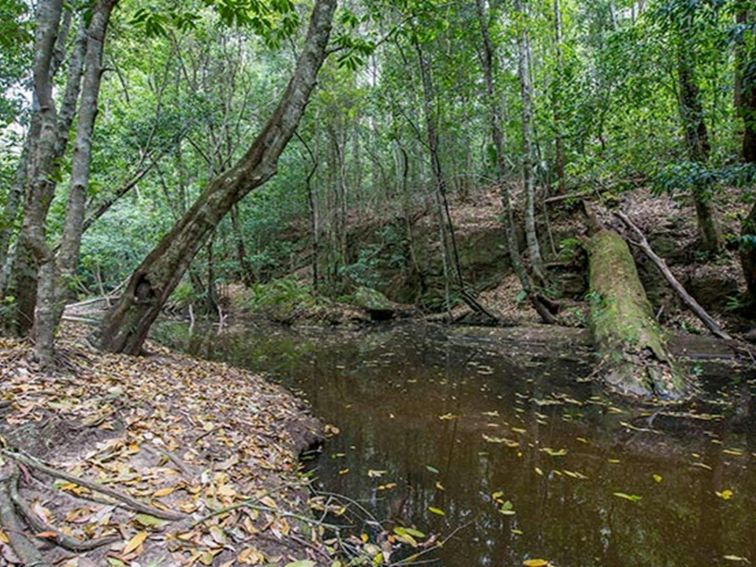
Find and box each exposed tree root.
[8,472,120,552]
[0,478,52,567]
[1,449,186,521]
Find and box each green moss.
[587,230,687,399]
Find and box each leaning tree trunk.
[97,0,337,354]
[587,227,687,399]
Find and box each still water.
[156,322,755,567]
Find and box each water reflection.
[155,322,755,567]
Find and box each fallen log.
[615,211,732,341]
[586,226,688,399]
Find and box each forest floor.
[0,324,336,567]
[230,184,751,340]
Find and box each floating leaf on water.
[613,492,642,503]
[652,474,663,483]
[498,500,515,515]
[534,467,544,476]
[435,481,445,491]
[377,483,397,491]
[722,555,749,563]
[482,434,519,447]
[367,469,387,478]
[607,458,620,464]
[428,506,445,516]
[723,448,744,457]
[338,468,350,475]
[425,465,440,474]
[523,559,550,566]
[715,489,733,500]
[438,413,458,420]
[512,528,524,535]
[511,427,527,434]
[541,447,567,457]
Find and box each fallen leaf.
[122,531,148,555]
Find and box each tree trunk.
[12,16,86,339]
[415,41,472,316]
[97,0,336,354]
[230,205,253,287]
[57,0,119,291]
[676,41,722,253]
[552,0,566,194]
[515,0,546,282]
[739,8,756,301]
[475,0,556,324]
[587,227,687,399]
[15,0,67,364]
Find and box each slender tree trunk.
[97,0,337,354]
[737,8,756,301]
[230,205,253,287]
[57,0,119,291]
[0,130,35,297]
[552,0,566,194]
[515,0,546,282]
[676,40,722,253]
[415,42,466,310]
[476,0,557,324]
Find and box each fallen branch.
[615,211,732,341]
[1,449,186,521]
[9,472,119,552]
[0,479,52,567]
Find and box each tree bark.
[515,0,546,282]
[97,0,337,354]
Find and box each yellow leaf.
[523,560,549,567]
[238,547,265,564]
[153,486,175,498]
[122,531,148,555]
[715,489,733,500]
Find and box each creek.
[155,321,755,567]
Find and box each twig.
[0,479,52,567]
[9,472,119,552]
[143,443,195,478]
[1,449,185,521]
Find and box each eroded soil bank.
[0,324,329,566]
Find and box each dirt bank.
[0,324,332,566]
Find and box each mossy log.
[587,229,688,399]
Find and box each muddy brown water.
[155,322,755,567]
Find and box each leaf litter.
[0,325,334,566]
